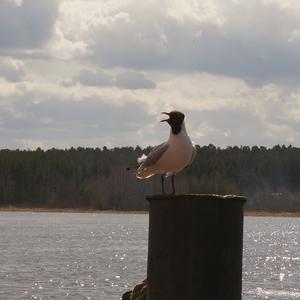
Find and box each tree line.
[0,145,300,211]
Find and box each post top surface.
[146,193,247,202]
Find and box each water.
[0,212,299,300]
[243,217,300,299]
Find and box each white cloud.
[0,59,26,82]
[2,70,300,149]
[166,0,224,26]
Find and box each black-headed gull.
[130,111,196,194]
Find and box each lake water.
[0,212,299,300]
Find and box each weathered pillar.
[146,194,247,300]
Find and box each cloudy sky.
[1,0,300,149]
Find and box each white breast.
[151,123,193,176]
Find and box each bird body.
[131,111,196,194]
[137,122,195,179]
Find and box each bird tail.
[126,154,148,171]
[126,165,139,171]
[137,154,147,163]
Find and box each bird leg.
[161,175,165,194]
[171,175,175,194]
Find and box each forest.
[0,144,300,212]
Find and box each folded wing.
[137,142,169,178]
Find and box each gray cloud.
[85,1,300,85]
[0,59,25,82]
[71,68,156,90]
[189,109,267,146]
[0,92,154,148]
[0,0,58,49]
[115,71,156,89]
[76,69,114,87]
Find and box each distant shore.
[244,211,300,217]
[0,206,300,217]
[0,206,147,214]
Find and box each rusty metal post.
[146,194,247,300]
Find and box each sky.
[1,0,300,149]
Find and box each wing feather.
[140,142,169,169]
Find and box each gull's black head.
[161,111,185,134]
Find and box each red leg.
[161,175,165,194]
[171,175,175,194]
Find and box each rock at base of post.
[122,279,147,300]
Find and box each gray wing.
[188,144,197,165]
[141,142,169,168]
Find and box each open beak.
[160,112,170,122]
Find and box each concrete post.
[146,194,247,300]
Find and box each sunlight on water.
[0,213,299,299]
[245,287,300,299]
[243,217,300,299]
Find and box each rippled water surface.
[243,217,300,299]
[0,212,299,300]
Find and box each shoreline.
[0,206,300,217]
[0,206,148,214]
[244,211,300,217]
